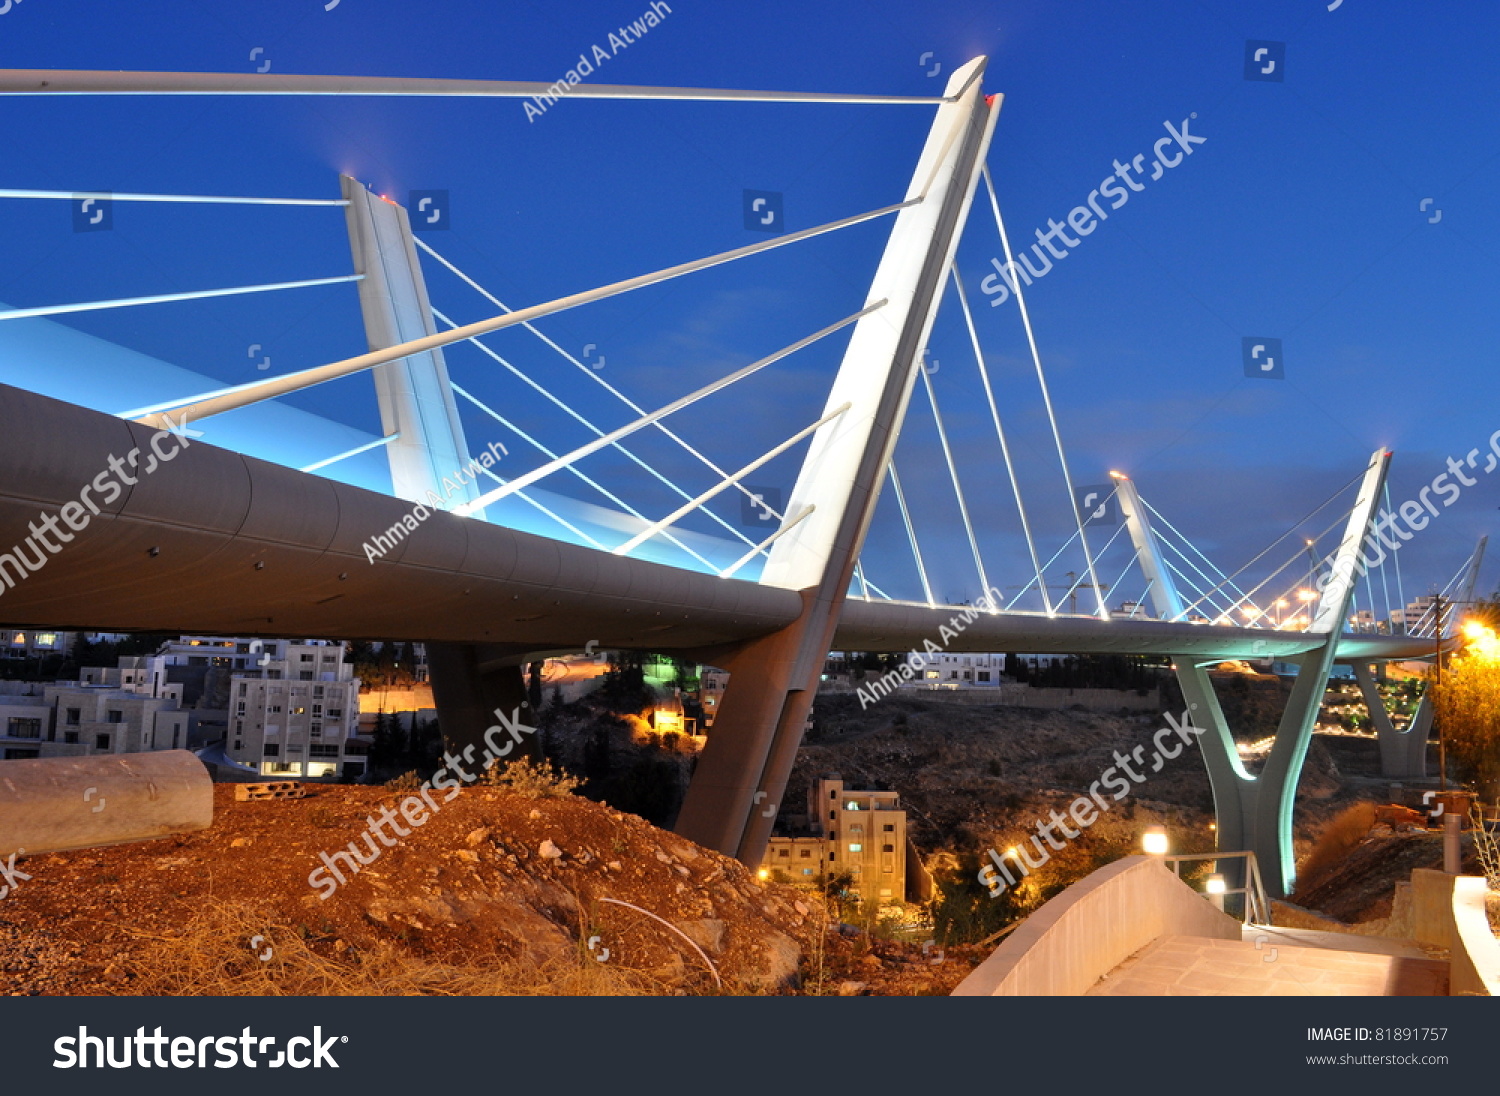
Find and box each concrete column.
[1357,660,1428,778]
[0,750,212,858]
[1172,660,1256,883]
[1163,449,1391,897]
[424,643,533,765]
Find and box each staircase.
[1086,926,1447,996]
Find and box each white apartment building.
[906,652,1006,688]
[0,636,363,777]
[0,682,188,761]
[80,654,179,699]
[213,638,363,780]
[1,628,71,664]
[1389,595,1445,634]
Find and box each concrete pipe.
[0,750,213,858]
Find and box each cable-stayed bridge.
[0,58,1477,896]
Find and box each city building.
[906,651,1005,688]
[762,774,929,909]
[0,678,188,761]
[216,639,364,779]
[80,654,177,698]
[699,668,729,727]
[1390,595,1444,634]
[1,628,72,664]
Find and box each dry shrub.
[120,899,664,997]
[383,771,422,792]
[1471,801,1500,895]
[481,757,581,798]
[1292,801,1376,898]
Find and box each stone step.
[1087,934,1447,996]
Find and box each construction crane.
[1009,571,1111,615]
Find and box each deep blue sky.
[0,0,1494,616]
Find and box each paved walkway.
[1086,926,1447,996]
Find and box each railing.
[1162,850,1271,925]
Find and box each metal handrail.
[1161,850,1271,925]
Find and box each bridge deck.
[1086,928,1447,996]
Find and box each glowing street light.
[1462,620,1500,660]
[1205,872,1227,911]
[1142,826,1169,856]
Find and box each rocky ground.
[0,781,812,996]
[0,777,984,996]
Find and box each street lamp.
[1205,873,1227,911]
[1142,826,1169,856]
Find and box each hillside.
[0,777,983,996]
[796,686,1397,918]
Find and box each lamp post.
[1435,593,1446,792]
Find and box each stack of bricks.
[233,782,307,802]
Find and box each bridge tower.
[675,59,1000,864]
[342,176,530,758]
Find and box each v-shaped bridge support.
[1115,451,1391,897]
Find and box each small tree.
[369,712,408,774]
[930,852,1020,944]
[1431,622,1500,794]
[598,652,650,712]
[483,757,581,798]
[823,871,860,921]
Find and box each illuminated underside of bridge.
[0,382,1434,664]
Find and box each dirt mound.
[0,783,815,995]
[1292,830,1460,924]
